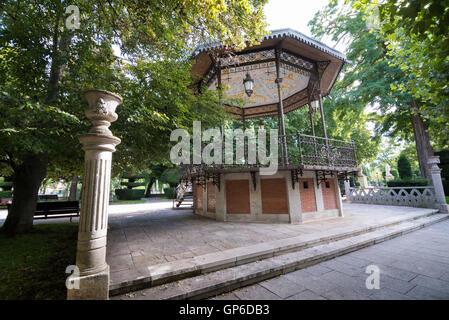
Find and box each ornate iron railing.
[282,133,357,168]
[347,186,438,208]
[179,132,357,174]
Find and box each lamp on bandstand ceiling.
[243,73,254,97]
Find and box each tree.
[144,165,168,197]
[358,0,449,123]
[353,0,449,177]
[160,168,180,188]
[0,0,268,235]
[397,153,412,179]
[309,0,439,179]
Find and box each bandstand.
[180,29,359,224]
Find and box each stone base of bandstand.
[193,170,343,224]
[67,266,110,300]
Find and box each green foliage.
[435,150,449,180]
[391,168,398,178]
[0,0,267,178]
[0,191,13,198]
[160,168,180,187]
[114,189,145,200]
[119,173,146,189]
[442,178,449,196]
[355,0,449,142]
[397,154,413,179]
[163,187,176,199]
[386,178,429,188]
[436,150,449,195]
[110,199,147,205]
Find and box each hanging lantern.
[243,73,254,97]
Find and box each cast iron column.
[275,48,288,165]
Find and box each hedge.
[386,178,429,188]
[0,181,13,188]
[164,187,176,199]
[439,179,449,194]
[0,190,12,198]
[115,189,145,200]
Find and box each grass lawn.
[446,196,449,204]
[0,223,78,300]
[109,199,148,205]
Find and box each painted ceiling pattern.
[208,62,311,108]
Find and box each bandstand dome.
[190,28,348,120]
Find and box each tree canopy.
[354,0,449,130]
[0,0,268,234]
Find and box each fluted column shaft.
[76,134,119,275]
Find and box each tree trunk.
[1,154,48,236]
[68,174,79,201]
[45,13,73,104]
[410,100,434,180]
[145,178,155,197]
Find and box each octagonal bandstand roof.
[191,29,347,120]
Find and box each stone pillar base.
[67,266,109,300]
[439,204,449,214]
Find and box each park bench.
[0,198,12,206]
[38,194,59,201]
[7,200,80,222]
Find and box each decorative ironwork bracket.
[291,169,303,189]
[315,170,333,187]
[211,173,221,191]
[250,171,257,191]
[194,173,208,190]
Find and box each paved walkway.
[105,201,437,286]
[212,219,449,300]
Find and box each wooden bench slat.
[7,201,80,220]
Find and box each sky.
[264,1,385,144]
[264,0,329,37]
[263,0,350,54]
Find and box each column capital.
[428,155,442,174]
[78,133,121,152]
[83,89,122,136]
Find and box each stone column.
[286,173,302,224]
[334,178,344,217]
[344,180,351,202]
[67,90,122,300]
[215,181,226,222]
[428,156,449,213]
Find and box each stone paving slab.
[213,219,449,300]
[112,213,448,299]
[108,202,440,294]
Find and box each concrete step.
[112,213,448,300]
[109,209,443,296]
